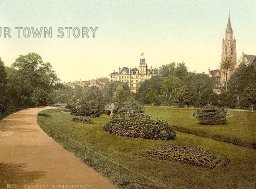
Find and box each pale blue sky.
[0,0,255,81]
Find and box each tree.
[144,89,158,105]
[160,75,181,104]
[227,62,256,109]
[68,86,105,117]
[136,76,161,104]
[137,62,216,107]
[0,58,7,114]
[186,73,217,106]
[50,83,74,104]
[172,85,193,107]
[6,53,58,108]
[113,84,130,103]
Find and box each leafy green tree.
[69,86,105,117]
[113,84,129,103]
[31,87,51,106]
[0,58,7,113]
[136,76,161,104]
[137,62,215,107]
[6,53,58,108]
[226,62,256,108]
[144,89,158,105]
[50,83,74,104]
[186,73,217,106]
[172,85,193,107]
[160,75,181,104]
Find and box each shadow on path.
[0,163,45,189]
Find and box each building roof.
[238,53,256,65]
[110,71,119,75]
[209,69,220,77]
[147,68,159,75]
[120,67,129,74]
[130,68,139,74]
[244,54,256,64]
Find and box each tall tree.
[6,53,58,108]
[0,58,7,113]
[227,62,256,108]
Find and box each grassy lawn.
[145,106,256,148]
[37,108,256,189]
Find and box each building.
[209,13,237,91]
[110,54,159,93]
[238,52,256,65]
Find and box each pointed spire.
[226,11,233,33]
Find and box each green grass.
[37,109,256,189]
[145,106,256,148]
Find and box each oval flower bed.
[140,144,229,169]
[103,113,176,140]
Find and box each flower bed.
[103,113,176,140]
[140,144,228,169]
[72,116,93,124]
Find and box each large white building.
[110,54,158,93]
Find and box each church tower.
[220,13,237,89]
[139,52,147,75]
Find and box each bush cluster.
[141,144,228,169]
[68,102,104,117]
[115,101,144,115]
[104,113,176,140]
[72,116,93,124]
[193,105,227,125]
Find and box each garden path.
[0,107,117,189]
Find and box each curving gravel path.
[0,107,117,189]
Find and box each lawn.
[145,106,256,148]
[37,108,256,189]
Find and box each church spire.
[226,11,233,33]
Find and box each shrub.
[72,116,93,124]
[193,105,227,125]
[68,102,104,117]
[103,113,176,140]
[114,100,144,115]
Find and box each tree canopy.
[136,62,217,107]
[6,53,58,109]
[226,62,256,108]
[0,58,7,114]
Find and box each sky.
[0,0,255,81]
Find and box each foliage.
[0,58,7,114]
[104,113,176,140]
[64,81,133,117]
[136,76,161,105]
[112,83,130,103]
[114,100,144,115]
[226,62,256,109]
[136,62,216,107]
[72,116,93,124]
[50,83,74,104]
[68,86,105,117]
[172,85,193,106]
[141,144,228,169]
[6,53,58,108]
[193,105,227,125]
